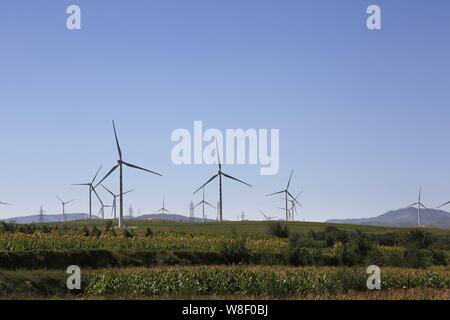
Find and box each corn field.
[84,266,450,298]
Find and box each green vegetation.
[0,220,449,299]
[0,267,449,299]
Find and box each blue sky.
[1,0,450,221]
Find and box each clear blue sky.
[1,0,450,221]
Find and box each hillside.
[327,207,450,228]
[129,213,214,223]
[1,213,96,224]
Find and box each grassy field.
[61,219,450,236]
[0,219,449,300]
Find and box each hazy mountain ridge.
[0,213,96,224]
[128,213,214,223]
[327,207,450,228]
[1,213,213,224]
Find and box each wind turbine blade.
[92,188,103,205]
[122,189,135,196]
[0,202,11,206]
[101,185,115,197]
[407,202,419,208]
[122,161,162,176]
[193,174,219,194]
[204,201,215,209]
[56,195,64,203]
[215,139,221,166]
[266,190,285,197]
[95,164,119,188]
[437,201,450,209]
[66,199,75,205]
[286,170,294,190]
[222,173,252,187]
[419,202,427,209]
[260,210,268,219]
[112,121,122,159]
[295,191,303,200]
[194,202,202,208]
[72,183,90,186]
[91,164,103,184]
[287,191,302,207]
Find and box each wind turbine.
[407,187,427,227]
[95,121,162,228]
[153,197,171,220]
[193,142,252,222]
[91,186,110,219]
[56,196,75,222]
[195,188,215,223]
[101,185,134,219]
[260,210,276,221]
[0,201,11,206]
[266,170,301,221]
[282,191,303,221]
[72,165,103,220]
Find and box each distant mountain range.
[6,207,449,228]
[128,213,214,223]
[327,207,450,228]
[0,213,95,224]
[1,213,213,224]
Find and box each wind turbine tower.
[56,196,75,222]
[193,142,252,222]
[266,170,301,222]
[195,188,215,223]
[96,121,162,228]
[408,187,427,227]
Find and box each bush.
[218,236,249,264]
[123,229,135,238]
[81,226,90,237]
[104,221,113,233]
[90,226,102,238]
[404,247,433,268]
[267,222,289,238]
[407,230,434,249]
[144,228,154,237]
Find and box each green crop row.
[84,267,450,298]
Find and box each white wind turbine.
[407,187,427,227]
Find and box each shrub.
[90,226,102,238]
[218,236,249,264]
[406,230,434,249]
[144,228,154,237]
[123,229,135,238]
[267,222,289,238]
[104,221,113,233]
[81,226,90,237]
[404,247,433,268]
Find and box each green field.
[61,219,450,236]
[0,219,449,300]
